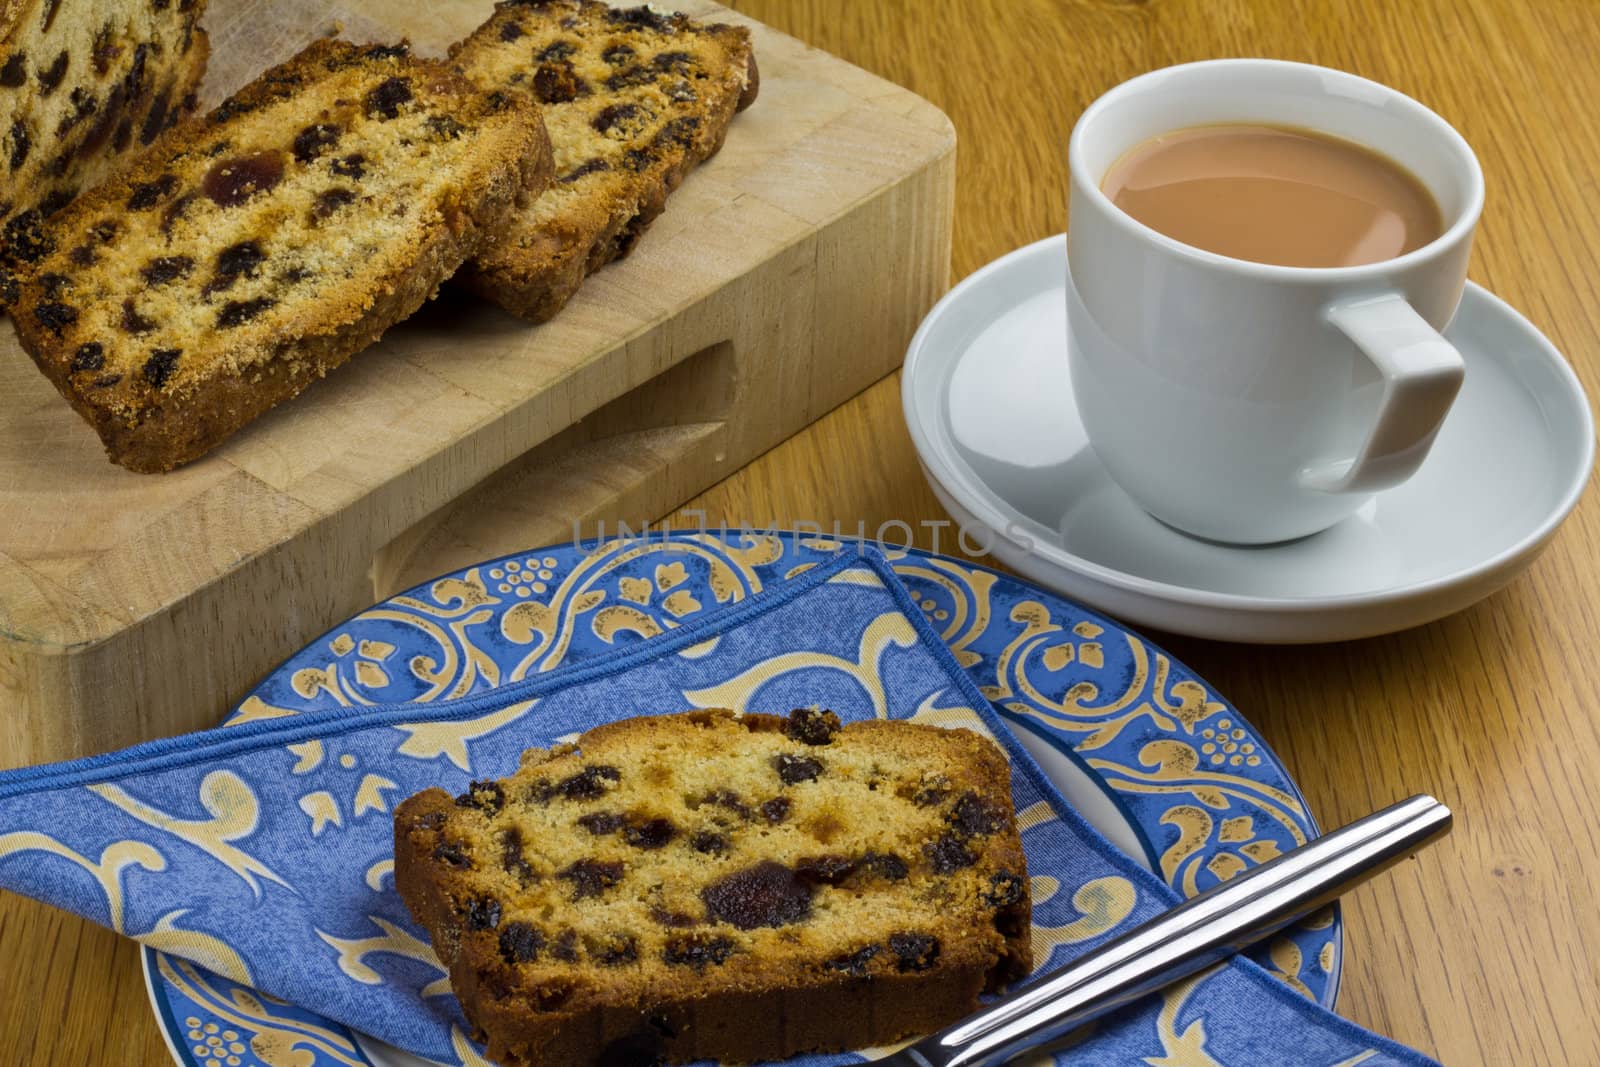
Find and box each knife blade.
[878,794,1451,1067]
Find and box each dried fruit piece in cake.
[394,708,1031,1067]
[6,39,553,472]
[0,0,208,257]
[449,0,758,321]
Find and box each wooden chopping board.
[0,0,955,768]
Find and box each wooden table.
[4,0,1597,1063]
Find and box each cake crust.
[5,38,553,472]
[450,0,757,322]
[395,708,1031,1066]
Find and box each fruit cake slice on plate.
[395,708,1031,1067]
[5,39,553,472]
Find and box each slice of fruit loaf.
[0,0,208,244]
[394,708,1032,1067]
[5,39,553,472]
[449,0,757,322]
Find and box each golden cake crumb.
[394,708,1031,1067]
[450,0,758,322]
[0,0,209,242]
[4,39,552,472]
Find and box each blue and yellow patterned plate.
[144,531,1339,1067]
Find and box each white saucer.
[902,235,1595,643]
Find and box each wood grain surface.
[4,0,1598,1064]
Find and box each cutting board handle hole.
[372,339,738,597]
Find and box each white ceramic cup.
[1066,59,1483,544]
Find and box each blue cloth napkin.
[0,548,1434,1066]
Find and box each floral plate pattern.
[146,531,1338,1067]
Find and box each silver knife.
[881,794,1451,1067]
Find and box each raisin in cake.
[394,708,1031,1066]
[5,39,553,472]
[0,0,207,248]
[449,0,757,322]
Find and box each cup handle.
[1299,293,1465,494]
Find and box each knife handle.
[892,794,1452,1067]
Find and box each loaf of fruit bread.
[4,38,553,472]
[0,0,208,245]
[449,0,758,322]
[394,707,1032,1067]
